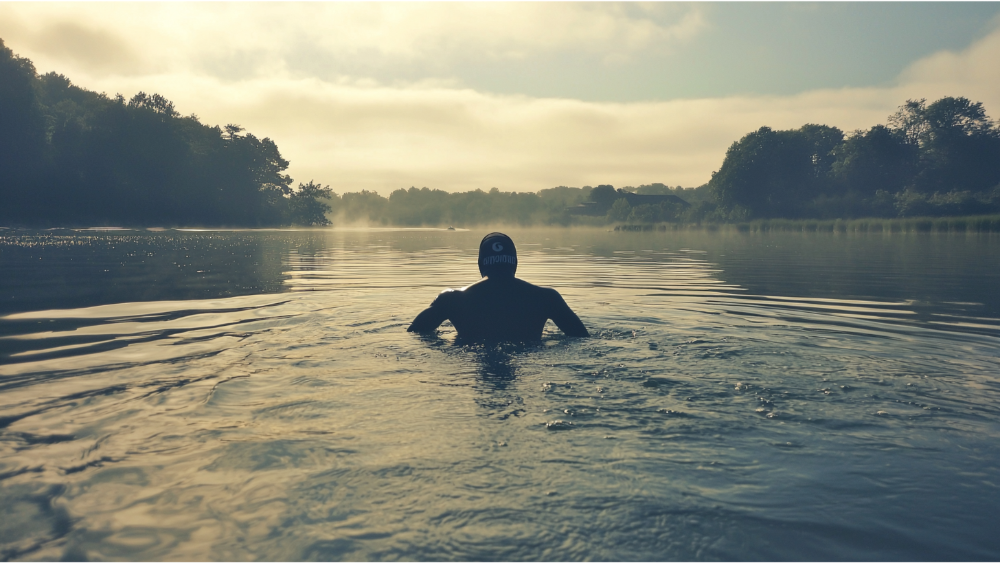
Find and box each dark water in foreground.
[1,227,999,561]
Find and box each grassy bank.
[613,214,1000,234]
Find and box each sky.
[2,2,1000,194]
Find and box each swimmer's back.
[410,276,588,342]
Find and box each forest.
[2,37,999,228]
[315,183,704,227]
[0,39,330,227]
[703,98,1000,222]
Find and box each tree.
[799,123,845,179]
[0,41,304,227]
[624,202,683,224]
[127,91,179,118]
[0,38,47,221]
[607,198,631,222]
[589,184,619,212]
[709,124,842,218]
[888,97,1000,194]
[341,190,389,223]
[830,125,917,197]
[288,181,334,225]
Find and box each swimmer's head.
[479,232,517,278]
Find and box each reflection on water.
[0,230,288,315]
[1,228,1000,560]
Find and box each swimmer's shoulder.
[430,286,471,308]
[515,278,560,297]
[461,277,560,302]
[507,278,566,306]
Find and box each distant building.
[621,192,691,208]
[569,189,691,216]
[569,202,603,216]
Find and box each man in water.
[407,232,589,341]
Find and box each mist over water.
[1,227,999,561]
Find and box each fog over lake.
[1,228,999,560]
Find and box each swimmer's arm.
[546,289,589,337]
[406,291,454,333]
[407,306,448,333]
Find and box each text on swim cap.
[480,255,516,266]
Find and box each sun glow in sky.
[2,2,1000,194]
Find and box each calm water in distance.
[1,227,999,561]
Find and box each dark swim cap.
[479,232,517,277]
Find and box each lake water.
[1,227,999,561]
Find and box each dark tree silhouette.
[588,184,619,212]
[710,125,843,218]
[830,125,917,197]
[710,98,999,220]
[0,40,329,227]
[288,181,334,226]
[0,39,47,221]
[889,97,1000,194]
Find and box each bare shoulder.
[541,286,568,304]
[514,279,565,302]
[430,287,462,306]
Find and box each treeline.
[5,37,999,229]
[324,185,593,226]
[0,39,331,227]
[701,97,1000,221]
[311,183,706,227]
[317,96,1000,227]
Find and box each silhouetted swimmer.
[407,232,589,342]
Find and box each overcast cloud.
[1,3,998,193]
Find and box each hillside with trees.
[0,39,331,227]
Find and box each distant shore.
[613,214,1000,234]
[6,214,1000,234]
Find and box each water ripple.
[1,228,1000,560]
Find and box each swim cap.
[478,232,517,278]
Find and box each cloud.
[0,3,705,81]
[894,22,1000,112]
[1,5,998,193]
[298,3,704,61]
[0,7,142,75]
[58,74,896,192]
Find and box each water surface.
[1,227,999,561]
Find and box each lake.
[1,227,999,561]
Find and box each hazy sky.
[2,2,1000,193]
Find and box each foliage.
[588,185,618,210]
[615,215,1000,234]
[0,39,46,215]
[607,199,631,222]
[288,181,334,226]
[893,187,1000,218]
[709,124,844,218]
[829,125,917,197]
[323,186,594,227]
[0,40,328,227]
[709,97,1000,221]
[888,97,1000,194]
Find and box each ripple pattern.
[1,228,999,561]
